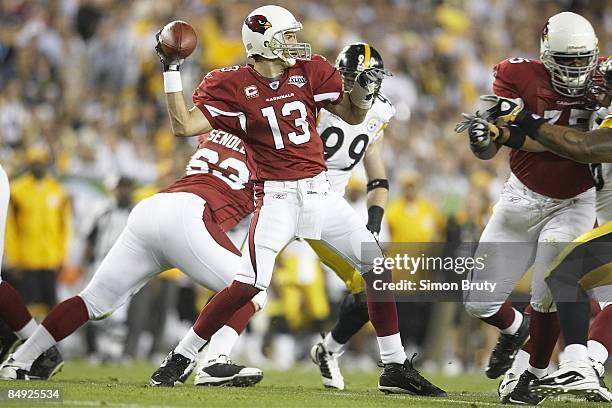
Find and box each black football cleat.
[502,370,544,405]
[29,346,64,380]
[194,355,262,387]
[149,351,192,387]
[378,354,447,397]
[486,314,530,379]
[0,326,21,365]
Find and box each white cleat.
[310,336,345,390]
[0,356,30,380]
[530,359,612,402]
[498,370,519,402]
[194,355,263,387]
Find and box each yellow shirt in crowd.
[6,173,71,270]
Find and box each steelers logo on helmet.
[245,15,272,35]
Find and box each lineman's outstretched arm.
[363,135,389,237]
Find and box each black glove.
[350,68,390,109]
[155,29,183,71]
[456,113,500,152]
[366,205,384,240]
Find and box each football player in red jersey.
[0,164,63,379]
[150,5,446,396]
[0,133,266,384]
[459,65,612,402]
[456,12,607,404]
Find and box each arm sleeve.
[192,71,247,138]
[309,56,344,109]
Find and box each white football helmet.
[540,12,599,97]
[241,5,311,66]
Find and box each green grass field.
[0,361,607,407]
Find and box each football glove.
[480,95,525,124]
[155,30,183,71]
[456,113,501,153]
[350,68,390,109]
[366,205,384,239]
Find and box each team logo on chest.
[244,85,259,99]
[367,118,379,132]
[288,75,308,88]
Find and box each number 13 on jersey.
[261,101,311,149]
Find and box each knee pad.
[252,290,268,311]
[464,301,502,319]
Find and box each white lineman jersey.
[318,93,395,194]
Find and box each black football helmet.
[335,43,384,91]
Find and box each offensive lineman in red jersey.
[458,12,608,404]
[0,133,267,384]
[149,5,446,396]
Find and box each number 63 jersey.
[318,93,395,193]
[161,130,254,231]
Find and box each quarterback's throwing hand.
[480,95,524,124]
[155,30,183,70]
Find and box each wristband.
[502,126,526,149]
[367,205,384,234]
[367,179,389,192]
[515,110,547,138]
[163,71,183,93]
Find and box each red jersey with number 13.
[161,130,254,231]
[193,55,343,181]
[493,58,595,199]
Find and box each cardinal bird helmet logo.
[245,15,272,34]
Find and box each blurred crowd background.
[0,0,609,373]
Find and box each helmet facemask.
[338,69,358,91]
[541,49,599,97]
[269,25,311,65]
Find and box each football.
[159,20,197,60]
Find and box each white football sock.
[377,333,406,364]
[500,309,523,335]
[527,364,547,378]
[323,333,344,354]
[12,325,56,370]
[15,319,37,340]
[587,339,609,365]
[174,328,206,361]
[509,349,530,375]
[564,343,589,364]
[204,326,239,364]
